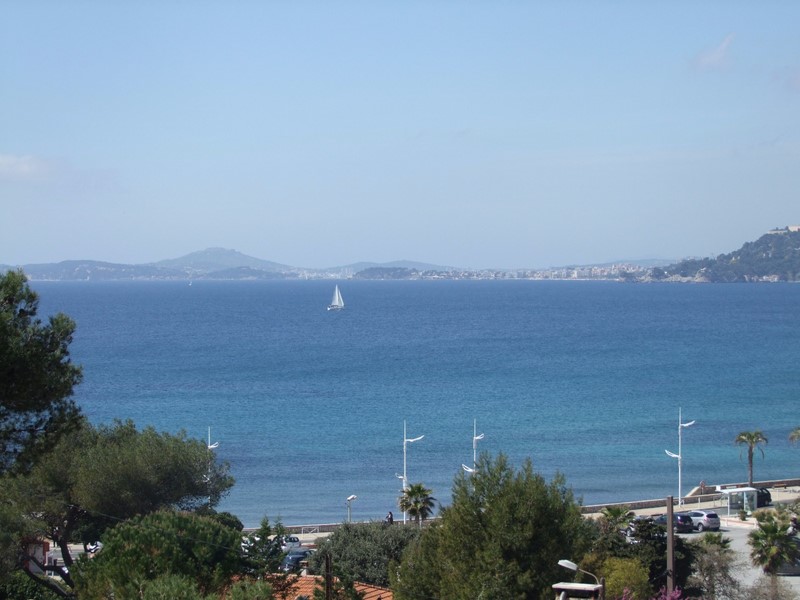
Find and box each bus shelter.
[719,487,758,516]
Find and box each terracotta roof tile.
[287,575,393,600]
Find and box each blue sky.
[2,2,799,269]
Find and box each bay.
[33,280,800,528]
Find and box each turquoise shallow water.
[33,279,800,528]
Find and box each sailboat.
[327,285,344,311]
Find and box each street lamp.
[558,559,605,599]
[665,407,695,505]
[461,419,485,473]
[400,420,424,525]
[346,495,357,523]
[207,426,219,450]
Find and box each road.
[675,518,800,595]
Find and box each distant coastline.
[0,249,666,282]
[4,226,800,282]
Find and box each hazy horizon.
[0,245,680,272]
[2,3,799,269]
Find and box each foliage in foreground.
[602,556,651,600]
[0,269,83,475]
[584,509,693,597]
[73,510,243,598]
[0,571,60,600]
[745,574,799,600]
[2,418,235,597]
[748,509,800,574]
[685,532,741,600]
[309,521,420,587]
[392,453,592,600]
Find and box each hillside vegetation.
[657,228,800,283]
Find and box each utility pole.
[325,553,333,600]
[666,496,674,596]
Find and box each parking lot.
[613,485,800,594]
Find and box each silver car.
[681,510,721,532]
[279,535,301,552]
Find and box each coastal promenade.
[279,479,800,543]
[580,477,800,519]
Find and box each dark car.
[757,487,772,507]
[280,549,314,572]
[654,513,694,534]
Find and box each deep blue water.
[33,280,800,528]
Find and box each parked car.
[681,509,721,532]
[279,535,301,552]
[280,548,314,572]
[653,513,694,534]
[626,515,654,537]
[757,487,772,507]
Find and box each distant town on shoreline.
[4,226,800,283]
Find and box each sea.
[32,279,800,528]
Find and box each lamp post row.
[215,411,685,531]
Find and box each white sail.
[327,285,344,310]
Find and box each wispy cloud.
[694,33,735,71]
[0,154,53,181]
[0,153,121,202]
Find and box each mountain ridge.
[0,248,460,281]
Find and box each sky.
[2,1,799,270]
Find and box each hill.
[153,247,293,274]
[655,227,800,282]
[1,249,458,281]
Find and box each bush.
[0,571,60,600]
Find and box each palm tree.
[398,482,436,527]
[734,430,768,487]
[700,531,733,553]
[689,532,739,600]
[789,427,800,445]
[748,510,799,597]
[599,504,634,535]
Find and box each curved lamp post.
[461,418,484,474]
[346,494,357,523]
[665,407,695,505]
[558,559,605,599]
[207,426,219,450]
[400,421,424,525]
